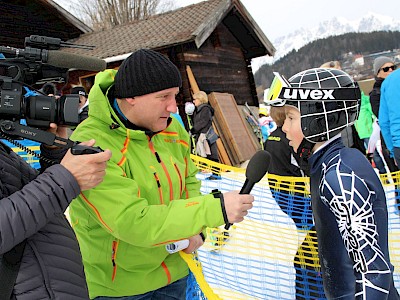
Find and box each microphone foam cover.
[245,150,271,183]
[47,50,106,71]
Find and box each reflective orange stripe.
[117,156,126,167]
[120,133,130,155]
[117,136,129,166]
[159,131,178,137]
[177,140,189,147]
[161,262,172,284]
[80,192,113,233]
[184,157,188,177]
[153,238,185,246]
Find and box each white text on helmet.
[283,89,335,100]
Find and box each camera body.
[0,80,79,128]
[0,35,84,129]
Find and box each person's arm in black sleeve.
[39,144,69,171]
[0,163,80,254]
[369,85,380,118]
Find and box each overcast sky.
[176,0,400,41]
[55,0,400,41]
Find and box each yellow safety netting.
[187,155,400,300]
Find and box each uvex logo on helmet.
[283,88,335,100]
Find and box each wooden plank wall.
[182,23,258,106]
[1,1,82,48]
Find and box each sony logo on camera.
[20,128,37,137]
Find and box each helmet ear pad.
[299,101,347,143]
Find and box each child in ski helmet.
[265,67,399,299]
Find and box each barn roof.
[63,0,275,62]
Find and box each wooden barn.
[62,0,275,108]
[0,0,91,48]
[1,0,276,165]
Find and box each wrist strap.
[212,189,229,227]
[199,232,205,242]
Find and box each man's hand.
[42,123,69,149]
[61,139,112,191]
[222,191,254,224]
[48,122,68,140]
[183,234,205,254]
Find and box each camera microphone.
[46,50,106,71]
[0,47,106,72]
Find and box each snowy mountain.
[252,13,400,71]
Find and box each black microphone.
[225,150,271,230]
[240,150,271,194]
[46,50,107,71]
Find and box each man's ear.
[125,97,136,105]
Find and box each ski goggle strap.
[264,72,361,106]
[264,72,290,106]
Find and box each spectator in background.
[39,82,57,96]
[264,106,306,177]
[379,67,400,166]
[264,106,323,299]
[71,86,89,123]
[185,101,196,153]
[69,49,254,299]
[258,106,276,143]
[171,107,185,127]
[191,90,221,180]
[354,90,375,156]
[320,60,341,69]
[369,56,398,174]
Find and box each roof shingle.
[63,0,274,60]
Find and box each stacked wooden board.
[208,92,260,166]
[186,65,260,166]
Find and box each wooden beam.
[186,65,200,95]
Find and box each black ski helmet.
[265,68,361,143]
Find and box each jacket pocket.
[153,172,164,204]
[111,239,119,281]
[29,241,53,299]
[173,163,183,197]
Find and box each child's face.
[282,106,304,153]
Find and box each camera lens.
[24,94,79,128]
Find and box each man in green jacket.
[69,49,254,299]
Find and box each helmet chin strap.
[297,137,315,166]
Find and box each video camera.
[0,35,106,153]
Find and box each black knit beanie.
[114,49,182,98]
